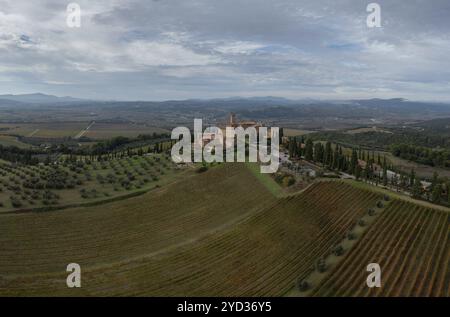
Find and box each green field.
[0,122,87,138]
[0,122,169,141]
[84,122,169,139]
[283,128,314,137]
[0,135,32,149]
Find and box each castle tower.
[229,113,236,127]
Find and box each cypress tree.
[409,169,416,188]
[305,139,314,161]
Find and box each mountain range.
[0,93,86,104]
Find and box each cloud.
[214,41,266,55]
[0,0,449,100]
[128,41,221,67]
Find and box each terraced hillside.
[310,200,450,297]
[0,166,382,296]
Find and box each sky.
[0,0,449,101]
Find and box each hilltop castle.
[227,112,262,130]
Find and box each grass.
[84,122,169,139]
[0,135,32,149]
[345,127,393,135]
[342,179,450,212]
[0,122,87,138]
[283,128,314,137]
[245,162,282,197]
[0,122,169,141]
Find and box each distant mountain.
[0,93,86,104]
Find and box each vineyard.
[0,163,447,296]
[310,200,450,297]
[0,164,275,277]
[0,167,382,296]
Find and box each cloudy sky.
[0,0,449,101]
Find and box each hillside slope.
[0,164,276,276]
[0,176,381,296]
[1,167,446,297]
[310,200,449,297]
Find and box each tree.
[412,179,422,199]
[409,169,416,188]
[350,148,358,175]
[355,164,362,180]
[432,184,441,203]
[279,128,284,145]
[44,155,51,165]
[430,171,439,193]
[313,142,324,163]
[324,142,332,167]
[305,139,314,161]
[447,182,450,204]
[288,138,295,158]
[332,146,339,170]
[382,165,388,186]
[361,165,367,181]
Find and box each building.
[200,113,265,149]
[227,112,262,130]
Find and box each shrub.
[315,258,327,273]
[296,279,310,292]
[347,232,356,240]
[197,166,209,173]
[332,245,344,256]
[11,199,22,208]
[282,175,296,187]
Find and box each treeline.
[287,136,450,206]
[288,137,391,182]
[390,143,450,168]
[309,128,450,151]
[0,145,41,165]
[90,133,170,155]
[63,139,174,163]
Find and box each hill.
[0,164,381,296]
[0,165,447,296]
[0,93,86,105]
[310,199,449,297]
